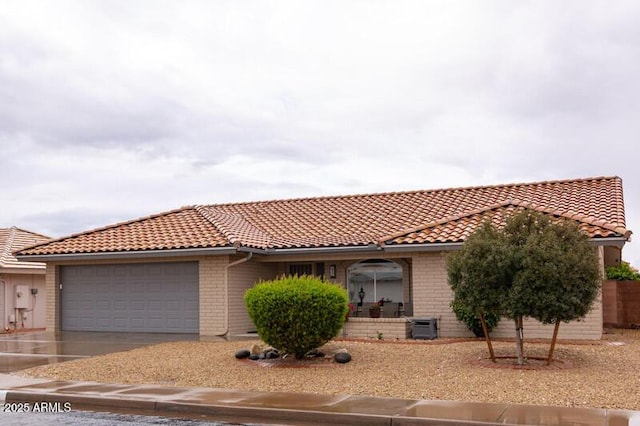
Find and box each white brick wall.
[342,318,411,339]
[489,296,603,340]
[409,251,603,340]
[227,259,278,336]
[45,263,58,332]
[199,256,228,336]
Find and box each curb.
[3,384,639,426]
[3,390,507,426]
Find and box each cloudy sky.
[1,1,639,266]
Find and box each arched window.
[347,259,403,304]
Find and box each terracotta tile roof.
[381,201,631,245]
[16,176,630,256]
[0,227,50,269]
[18,208,230,255]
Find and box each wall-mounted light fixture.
[329,264,336,279]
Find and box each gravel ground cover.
[20,329,640,410]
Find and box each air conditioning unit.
[412,318,438,340]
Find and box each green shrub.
[244,275,349,359]
[450,298,500,337]
[605,261,640,281]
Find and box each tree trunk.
[514,316,524,365]
[479,311,495,362]
[518,316,524,357]
[547,320,561,365]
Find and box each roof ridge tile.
[377,200,517,243]
[204,176,621,209]
[194,205,272,249]
[381,198,632,244]
[0,227,16,266]
[1,226,50,268]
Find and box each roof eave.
[15,247,239,262]
[380,242,465,252]
[266,242,467,254]
[13,235,629,262]
[382,236,629,252]
[0,265,47,274]
[588,237,628,248]
[264,244,383,256]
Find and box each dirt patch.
[471,356,574,370]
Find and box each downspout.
[223,252,253,338]
[0,278,6,331]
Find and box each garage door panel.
[113,318,129,329]
[148,301,162,311]
[113,301,128,311]
[96,300,111,310]
[95,318,110,329]
[131,300,145,310]
[61,262,198,333]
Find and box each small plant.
[244,275,348,360]
[376,330,384,340]
[450,298,500,337]
[606,261,640,281]
[369,302,382,318]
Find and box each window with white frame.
[347,259,402,304]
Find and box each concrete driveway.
[0,331,199,374]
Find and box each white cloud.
[0,0,639,267]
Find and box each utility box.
[412,318,438,340]
[15,285,30,309]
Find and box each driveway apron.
[0,331,199,375]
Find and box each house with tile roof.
[15,176,631,340]
[1,227,51,331]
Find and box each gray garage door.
[60,262,199,333]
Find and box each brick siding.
[227,259,278,336]
[409,251,603,340]
[45,263,58,331]
[199,256,228,336]
[342,318,411,339]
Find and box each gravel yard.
[19,329,640,410]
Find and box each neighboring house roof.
[0,227,51,271]
[16,176,631,258]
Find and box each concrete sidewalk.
[1,374,639,426]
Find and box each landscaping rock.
[248,354,260,361]
[334,352,352,364]
[234,349,251,359]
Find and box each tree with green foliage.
[450,297,500,337]
[606,261,640,281]
[448,210,602,365]
[244,275,349,359]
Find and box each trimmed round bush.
[244,275,349,359]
